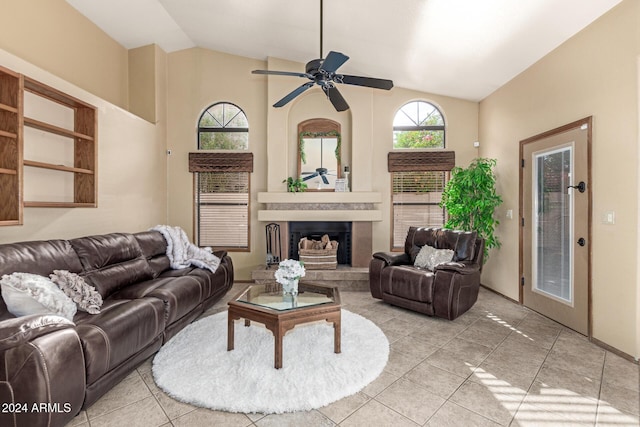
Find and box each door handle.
[577,238,586,246]
[567,181,586,193]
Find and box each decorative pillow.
[429,248,455,270]
[0,273,77,320]
[413,245,455,271]
[414,245,436,269]
[50,270,103,314]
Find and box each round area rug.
[152,309,388,414]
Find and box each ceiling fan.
[251,0,394,112]
[302,167,333,185]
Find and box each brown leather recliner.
[369,227,484,320]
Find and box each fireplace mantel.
[257,192,382,222]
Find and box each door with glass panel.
[520,118,591,335]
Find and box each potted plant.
[440,158,503,260]
[284,177,307,193]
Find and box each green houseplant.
[284,177,307,193]
[440,158,503,260]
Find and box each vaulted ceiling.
[66,0,622,101]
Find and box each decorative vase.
[282,278,299,297]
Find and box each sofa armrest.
[0,317,85,427]
[372,252,410,266]
[433,261,479,275]
[213,250,228,259]
[0,314,74,351]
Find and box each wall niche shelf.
[22,76,97,209]
[0,65,98,226]
[0,65,23,226]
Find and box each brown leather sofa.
[369,227,484,320]
[0,231,233,427]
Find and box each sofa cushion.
[110,276,204,325]
[74,298,165,384]
[381,266,434,304]
[70,233,154,299]
[134,231,171,278]
[0,240,84,277]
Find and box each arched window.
[393,101,445,149]
[193,102,252,250]
[389,101,451,248]
[198,102,248,150]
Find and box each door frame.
[519,116,593,336]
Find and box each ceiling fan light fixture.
[251,0,393,111]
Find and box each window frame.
[392,100,446,150]
[197,102,249,151]
[194,170,251,252]
[387,151,455,251]
[192,101,252,251]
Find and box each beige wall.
[479,0,640,357]
[0,0,129,109]
[0,48,167,243]
[165,48,268,280]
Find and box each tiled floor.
[67,284,640,427]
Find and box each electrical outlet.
[473,141,480,148]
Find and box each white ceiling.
[66,0,621,101]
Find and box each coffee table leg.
[274,326,284,369]
[334,319,341,354]
[227,314,234,351]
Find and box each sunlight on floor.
[484,311,535,342]
[472,366,640,426]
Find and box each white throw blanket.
[151,225,220,273]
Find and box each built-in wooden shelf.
[24,201,96,208]
[0,129,17,139]
[0,102,18,113]
[23,159,94,175]
[0,65,23,225]
[24,117,94,141]
[1,68,98,224]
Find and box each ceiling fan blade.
[273,82,314,108]
[321,174,329,185]
[323,85,349,112]
[338,75,394,90]
[252,69,311,78]
[319,51,349,74]
[302,172,319,181]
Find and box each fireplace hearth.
[289,221,352,265]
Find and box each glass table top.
[235,283,337,312]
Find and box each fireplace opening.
[289,221,352,265]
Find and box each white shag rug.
[152,309,389,414]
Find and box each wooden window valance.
[189,152,254,173]
[388,151,455,172]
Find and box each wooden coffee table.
[227,282,341,369]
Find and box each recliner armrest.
[0,314,75,351]
[372,252,410,266]
[433,261,479,275]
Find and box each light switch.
[602,211,615,225]
[506,209,513,220]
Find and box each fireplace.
[289,221,352,265]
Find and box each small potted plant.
[284,177,307,193]
[274,259,305,296]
